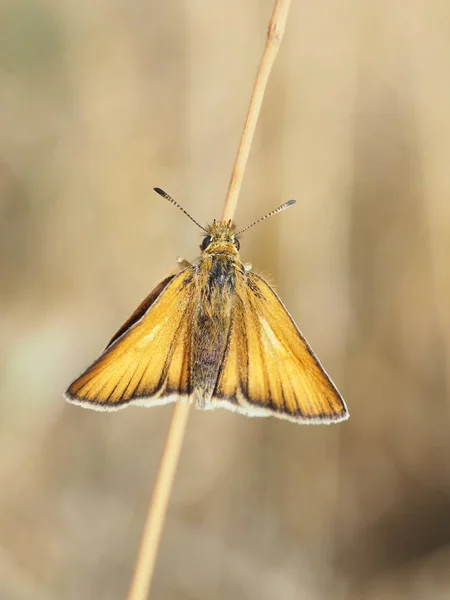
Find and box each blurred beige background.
[2,0,450,598]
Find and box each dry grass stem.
[126,402,191,600]
[222,0,293,222]
[127,1,293,598]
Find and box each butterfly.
[65,188,348,424]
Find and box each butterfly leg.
[176,257,192,269]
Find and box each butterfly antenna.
[235,199,296,236]
[154,187,208,232]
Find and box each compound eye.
[201,235,212,251]
[234,238,240,251]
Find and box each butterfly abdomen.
[191,254,237,408]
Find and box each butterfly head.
[200,220,240,254]
[153,187,296,257]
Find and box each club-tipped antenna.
[235,199,296,236]
[154,187,208,233]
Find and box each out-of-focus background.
[1,1,450,598]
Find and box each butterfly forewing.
[65,268,195,410]
[214,270,348,424]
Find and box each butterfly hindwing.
[214,270,348,423]
[65,268,195,410]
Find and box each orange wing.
[214,271,348,424]
[65,269,195,410]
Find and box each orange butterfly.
[65,189,348,424]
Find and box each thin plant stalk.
[127,402,190,600]
[126,1,292,599]
[222,0,292,222]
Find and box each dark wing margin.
[106,274,176,348]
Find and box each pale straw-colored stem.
[126,402,190,600]
[126,1,292,599]
[222,0,292,222]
